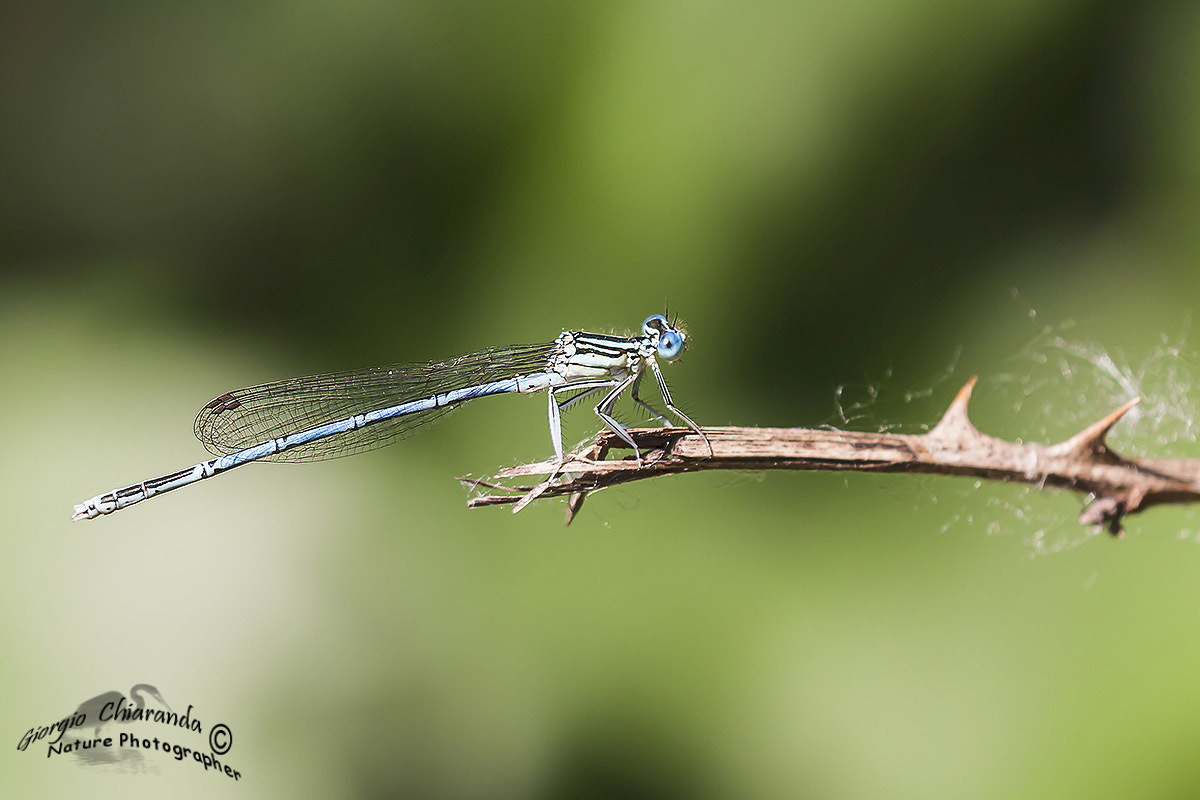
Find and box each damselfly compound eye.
[642,314,668,336]
[658,331,685,360]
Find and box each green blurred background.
[5,1,1200,797]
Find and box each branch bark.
[462,377,1200,535]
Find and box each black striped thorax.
[547,330,654,382]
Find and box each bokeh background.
[5,1,1200,797]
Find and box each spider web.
[826,298,1199,555]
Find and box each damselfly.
[72,314,708,519]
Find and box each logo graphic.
[17,683,243,780]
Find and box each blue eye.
[657,330,685,360]
[642,314,668,336]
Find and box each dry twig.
[461,377,1200,535]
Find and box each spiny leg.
[548,379,620,460]
[647,357,713,456]
[556,385,606,414]
[521,381,620,514]
[593,374,642,464]
[629,371,672,426]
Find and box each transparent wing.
[193,342,555,463]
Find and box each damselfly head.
[642,314,687,360]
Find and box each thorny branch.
[461,377,1200,535]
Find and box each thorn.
[1060,397,1141,458]
[565,490,587,524]
[1079,495,1118,536]
[1078,489,1146,538]
[952,375,978,406]
[565,442,606,523]
[1103,503,1127,538]
[928,376,982,440]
